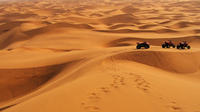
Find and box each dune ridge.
[111,50,200,73]
[106,36,200,47]
[0,58,84,103]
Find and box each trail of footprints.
[168,101,183,112]
[128,73,151,93]
[81,72,152,112]
[159,96,184,112]
[110,74,126,88]
[81,71,191,112]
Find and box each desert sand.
[0,0,200,112]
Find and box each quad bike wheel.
[136,46,141,49]
[181,46,185,49]
[145,45,149,49]
[187,46,191,49]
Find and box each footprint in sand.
[82,92,101,112]
[87,92,101,102]
[110,72,151,93]
[99,87,110,93]
[82,85,112,112]
[82,73,128,112]
[155,94,185,112]
[167,101,183,112]
[82,71,152,112]
[128,74,151,93]
[110,74,126,88]
[83,105,100,112]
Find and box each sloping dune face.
[0,63,65,102]
[1,0,200,112]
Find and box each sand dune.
[0,63,65,103]
[25,22,94,37]
[94,28,177,34]
[120,5,140,14]
[159,20,172,25]
[156,28,178,33]
[2,47,200,112]
[106,36,200,47]
[101,14,140,25]
[138,24,157,29]
[112,50,200,73]
[108,24,135,29]
[0,27,28,49]
[20,21,50,31]
[90,13,103,17]
[1,0,200,112]
[2,13,38,21]
[0,21,23,35]
[94,29,154,33]
[169,21,200,29]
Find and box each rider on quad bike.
[136,41,150,49]
[162,40,175,48]
[177,41,191,49]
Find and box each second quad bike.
[177,41,191,49]
[162,40,175,48]
[136,42,150,49]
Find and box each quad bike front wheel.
[187,46,191,49]
[145,45,150,49]
[136,46,141,49]
[162,44,165,48]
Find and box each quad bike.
[162,40,175,48]
[177,41,191,49]
[136,42,150,49]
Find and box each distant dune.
[169,21,200,29]
[120,5,140,14]
[101,14,140,25]
[94,28,177,34]
[138,24,157,29]
[0,27,28,49]
[25,22,94,37]
[0,21,23,35]
[108,24,135,29]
